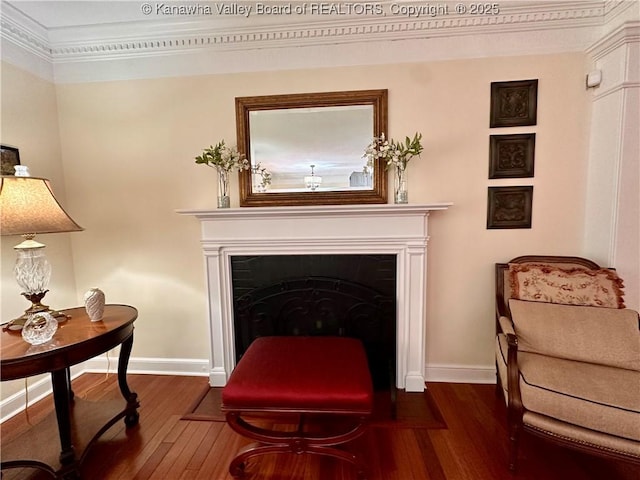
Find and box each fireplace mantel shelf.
[179,202,452,392]
[177,202,452,220]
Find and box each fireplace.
[178,203,451,392]
[231,254,396,390]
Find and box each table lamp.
[1,174,83,329]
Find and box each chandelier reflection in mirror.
[304,165,322,191]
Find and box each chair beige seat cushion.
[496,335,640,441]
[496,334,640,458]
[518,352,640,441]
[523,411,640,458]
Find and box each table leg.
[51,369,76,468]
[66,367,75,402]
[117,333,139,427]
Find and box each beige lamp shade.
[0,176,83,236]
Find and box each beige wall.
[1,63,78,400]
[2,52,591,392]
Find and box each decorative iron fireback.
[231,255,396,390]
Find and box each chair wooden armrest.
[505,333,522,414]
[498,316,515,336]
[505,332,524,470]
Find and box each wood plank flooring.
[1,373,638,479]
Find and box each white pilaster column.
[584,21,640,310]
[204,247,230,386]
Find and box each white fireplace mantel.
[178,203,452,392]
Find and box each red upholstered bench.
[221,336,374,478]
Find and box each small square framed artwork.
[1,145,20,175]
[490,79,538,128]
[487,186,533,229]
[489,133,535,179]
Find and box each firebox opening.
[231,255,397,390]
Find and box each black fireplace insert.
[231,255,396,390]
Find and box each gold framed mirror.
[236,89,388,207]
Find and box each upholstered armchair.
[495,255,640,470]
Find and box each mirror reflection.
[249,105,374,193]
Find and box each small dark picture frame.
[490,79,538,127]
[489,133,535,179]
[487,186,533,229]
[1,145,20,175]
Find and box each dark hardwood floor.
[1,373,638,479]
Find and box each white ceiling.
[5,1,194,28]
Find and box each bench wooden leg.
[226,412,369,479]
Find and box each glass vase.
[394,164,408,204]
[22,312,58,345]
[217,168,230,208]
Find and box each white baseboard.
[0,356,209,423]
[83,355,210,377]
[0,364,86,423]
[1,358,495,423]
[425,364,497,384]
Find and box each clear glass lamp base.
[3,239,71,331]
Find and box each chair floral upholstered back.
[494,255,640,470]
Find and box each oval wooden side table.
[1,304,139,479]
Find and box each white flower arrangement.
[195,140,249,173]
[195,140,250,200]
[363,132,424,170]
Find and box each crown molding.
[587,20,640,59]
[604,0,640,24]
[1,2,50,58]
[47,2,608,58]
[1,1,633,83]
[0,2,54,80]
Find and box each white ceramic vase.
[84,288,105,322]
